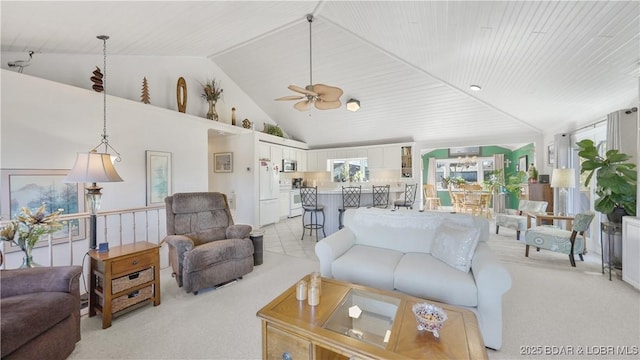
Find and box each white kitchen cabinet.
[316,151,328,172]
[295,150,307,172]
[259,143,271,160]
[271,146,283,171]
[307,152,318,171]
[367,147,384,169]
[383,146,401,169]
[622,217,640,290]
[281,147,291,161]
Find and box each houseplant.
[577,139,637,222]
[201,78,223,121]
[0,204,63,267]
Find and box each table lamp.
[551,168,575,216]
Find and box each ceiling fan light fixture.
[469,84,482,91]
[346,99,360,112]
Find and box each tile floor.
[260,216,321,261]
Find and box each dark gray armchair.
[1,266,82,359]
[164,192,254,294]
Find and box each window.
[331,158,369,182]
[435,158,494,190]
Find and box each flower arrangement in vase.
[201,78,223,121]
[0,204,63,268]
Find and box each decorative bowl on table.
[412,303,448,338]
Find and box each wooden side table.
[88,241,161,328]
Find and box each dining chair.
[422,184,441,210]
[372,185,390,208]
[338,185,361,229]
[448,185,463,212]
[394,183,417,210]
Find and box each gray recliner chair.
[164,192,254,294]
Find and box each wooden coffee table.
[257,276,487,359]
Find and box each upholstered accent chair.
[164,192,254,294]
[523,212,596,267]
[495,200,548,239]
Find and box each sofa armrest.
[314,228,357,278]
[0,266,82,299]
[226,224,252,240]
[471,242,512,349]
[472,242,511,295]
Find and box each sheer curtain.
[606,111,621,151]
[493,154,505,213]
[427,157,436,185]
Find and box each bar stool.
[394,183,417,210]
[338,185,361,229]
[300,186,325,242]
[372,185,390,208]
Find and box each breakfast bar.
[312,185,405,237]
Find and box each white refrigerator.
[259,160,280,226]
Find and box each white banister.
[0,205,166,269]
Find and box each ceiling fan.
[276,14,343,111]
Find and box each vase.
[207,100,219,121]
[19,247,40,268]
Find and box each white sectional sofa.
[315,208,512,350]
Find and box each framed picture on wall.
[146,151,172,205]
[0,169,86,252]
[519,155,528,172]
[548,144,555,165]
[214,152,233,173]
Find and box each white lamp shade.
[551,168,575,188]
[65,152,123,183]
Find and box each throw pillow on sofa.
[431,223,480,272]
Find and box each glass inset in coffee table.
[323,289,400,348]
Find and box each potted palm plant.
[577,139,637,222]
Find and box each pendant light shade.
[65,151,123,183]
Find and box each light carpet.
[68,227,639,359]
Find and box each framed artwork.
[214,152,233,173]
[548,144,555,165]
[0,169,85,252]
[519,155,528,172]
[146,151,172,205]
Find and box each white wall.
[208,132,257,227]
[1,51,277,130]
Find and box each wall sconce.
[346,99,360,112]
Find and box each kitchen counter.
[305,185,406,237]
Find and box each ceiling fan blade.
[313,84,344,102]
[275,95,305,101]
[294,100,311,111]
[289,84,317,96]
[315,100,342,110]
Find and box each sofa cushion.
[184,238,254,273]
[394,253,478,307]
[1,292,76,358]
[331,245,403,291]
[431,224,480,272]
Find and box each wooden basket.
[111,268,154,294]
[112,286,153,313]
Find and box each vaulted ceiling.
[2,1,639,149]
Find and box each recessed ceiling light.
[469,85,482,91]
